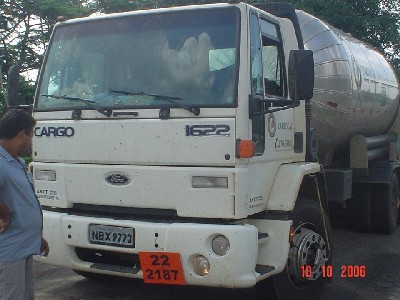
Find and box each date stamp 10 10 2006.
[301,265,367,279]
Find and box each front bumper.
[37,210,261,288]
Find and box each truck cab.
[8,3,331,300]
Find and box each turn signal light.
[193,255,210,276]
[236,139,255,158]
[289,226,295,243]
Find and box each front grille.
[43,205,235,224]
[73,203,178,219]
[75,247,140,274]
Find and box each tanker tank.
[296,10,400,166]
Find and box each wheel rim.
[287,225,328,285]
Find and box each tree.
[0,0,92,110]
[289,0,400,78]
[0,0,399,111]
[1,0,93,73]
[91,0,400,77]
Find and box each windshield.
[36,7,240,111]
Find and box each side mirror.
[288,50,314,101]
[7,64,20,107]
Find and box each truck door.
[250,12,295,161]
[247,11,296,215]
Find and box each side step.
[256,232,275,275]
[258,232,269,245]
[255,264,275,275]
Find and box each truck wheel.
[371,173,399,234]
[349,184,373,232]
[273,199,333,300]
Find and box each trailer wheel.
[371,173,399,234]
[349,184,373,233]
[273,199,333,300]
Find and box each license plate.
[139,252,185,285]
[89,224,134,247]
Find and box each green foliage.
[0,0,91,78]
[288,0,400,78]
[0,75,34,113]
[17,76,35,105]
[22,156,32,165]
[93,0,212,12]
[52,0,400,79]
[128,0,400,80]
[33,0,93,20]
[0,0,399,103]
[0,0,92,109]
[394,58,400,79]
[0,90,5,114]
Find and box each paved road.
[34,219,400,300]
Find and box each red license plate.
[139,252,185,285]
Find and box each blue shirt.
[0,146,42,261]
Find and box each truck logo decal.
[105,173,131,186]
[268,114,276,137]
[34,126,75,137]
[185,125,230,137]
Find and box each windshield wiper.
[41,94,112,117]
[110,90,200,116]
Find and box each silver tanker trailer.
[297,10,400,233]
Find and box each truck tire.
[349,184,373,233]
[371,173,399,234]
[273,199,333,300]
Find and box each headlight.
[192,176,228,188]
[212,235,230,256]
[35,170,56,181]
[192,255,210,276]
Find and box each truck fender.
[266,162,320,211]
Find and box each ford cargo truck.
[5,2,400,299]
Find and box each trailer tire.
[371,173,399,234]
[273,199,333,300]
[349,184,373,233]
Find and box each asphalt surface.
[34,218,400,300]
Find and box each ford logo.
[105,173,131,186]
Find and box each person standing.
[0,109,49,300]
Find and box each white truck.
[6,2,400,299]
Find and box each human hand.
[0,218,9,233]
[40,238,50,257]
[0,203,10,233]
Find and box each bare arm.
[41,238,50,257]
[0,200,10,233]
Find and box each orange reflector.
[238,140,255,158]
[289,226,295,243]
